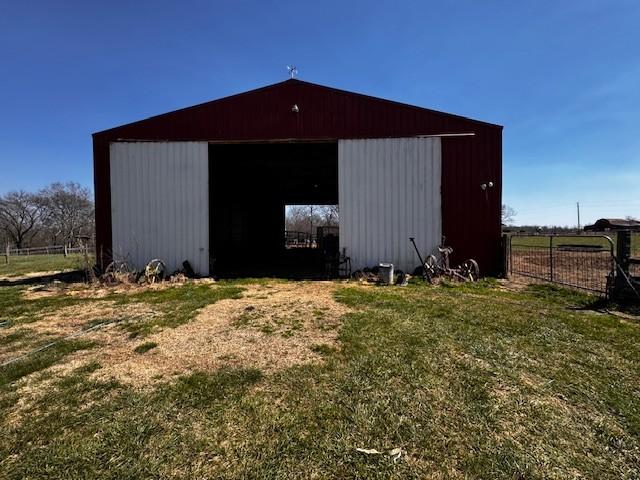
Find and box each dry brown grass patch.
[0,301,159,365]
[3,280,350,400]
[35,302,158,335]
[22,278,210,301]
[86,281,350,386]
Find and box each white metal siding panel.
[338,137,441,272]
[110,142,209,275]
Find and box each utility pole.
[577,202,581,231]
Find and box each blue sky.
[1,0,638,226]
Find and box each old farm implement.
[410,237,479,283]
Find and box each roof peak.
[93,78,502,136]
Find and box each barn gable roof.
[93,79,502,141]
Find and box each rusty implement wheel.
[424,254,439,278]
[460,259,479,282]
[103,260,132,284]
[145,259,167,284]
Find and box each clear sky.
[1,0,638,226]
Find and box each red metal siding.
[93,79,502,274]
[441,131,502,275]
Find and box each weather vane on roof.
[287,65,298,79]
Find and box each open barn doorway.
[209,142,338,278]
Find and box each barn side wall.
[109,141,209,275]
[338,137,442,272]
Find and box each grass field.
[0,254,87,278]
[1,274,638,479]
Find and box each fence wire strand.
[509,235,614,296]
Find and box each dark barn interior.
[209,142,338,277]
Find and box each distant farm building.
[93,79,502,277]
[584,218,640,232]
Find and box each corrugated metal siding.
[109,142,209,275]
[94,79,502,274]
[441,132,502,275]
[339,138,441,272]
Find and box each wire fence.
[630,232,640,278]
[284,231,317,248]
[509,234,615,296]
[630,232,640,255]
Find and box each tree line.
[0,182,94,249]
[285,205,339,234]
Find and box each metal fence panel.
[509,234,615,296]
[631,232,640,278]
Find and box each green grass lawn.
[0,253,87,278]
[0,279,639,478]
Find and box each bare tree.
[501,204,517,225]
[285,205,339,233]
[0,227,7,251]
[39,182,94,246]
[286,206,318,233]
[0,191,46,249]
[321,205,339,226]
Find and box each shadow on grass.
[0,270,88,287]
[526,283,640,318]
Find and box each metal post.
[502,233,510,279]
[613,230,638,300]
[509,234,513,278]
[616,230,631,277]
[549,236,554,282]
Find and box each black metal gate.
[508,234,615,296]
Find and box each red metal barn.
[93,79,502,277]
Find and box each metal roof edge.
[92,80,293,137]
[291,79,503,129]
[93,78,503,137]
